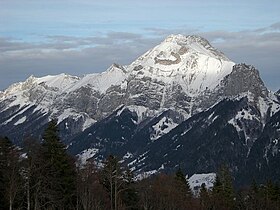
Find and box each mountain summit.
[0,34,275,134]
[0,35,279,184]
[128,34,234,96]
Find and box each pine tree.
[41,120,77,210]
[175,167,192,197]
[247,179,259,209]
[199,183,210,210]
[212,165,235,210]
[174,168,193,208]
[0,136,21,210]
[0,136,12,210]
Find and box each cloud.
[0,32,161,90]
[0,23,280,91]
[270,22,280,30]
[188,27,280,91]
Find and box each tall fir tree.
[175,167,192,198]
[212,165,235,210]
[174,168,193,208]
[0,136,21,210]
[0,136,13,210]
[199,183,211,210]
[41,120,77,210]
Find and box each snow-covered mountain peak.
[3,73,80,96]
[36,73,80,90]
[66,63,127,94]
[163,34,206,43]
[161,34,230,61]
[128,34,235,95]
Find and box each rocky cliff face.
[0,34,279,185]
[0,35,236,128]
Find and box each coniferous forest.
[1,120,280,210]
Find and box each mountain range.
[0,34,279,185]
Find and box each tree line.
[0,120,280,210]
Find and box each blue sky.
[0,0,280,90]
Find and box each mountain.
[0,34,279,185]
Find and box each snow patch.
[228,108,259,134]
[14,116,27,125]
[77,148,99,165]
[150,117,178,141]
[188,173,216,195]
[126,105,148,123]
[4,105,31,124]
[67,64,126,94]
[135,170,158,180]
[82,118,96,131]
[258,97,269,121]
[57,108,81,123]
[123,152,133,159]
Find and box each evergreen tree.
[247,179,259,209]
[174,168,194,208]
[199,183,211,210]
[0,136,12,210]
[212,165,235,210]
[0,136,21,210]
[40,120,77,210]
[175,167,192,198]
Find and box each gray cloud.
[270,22,280,30]
[0,24,280,91]
[195,30,280,90]
[0,33,160,90]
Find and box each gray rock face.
[220,64,268,98]
[1,34,280,186]
[0,34,279,149]
[193,64,270,117]
[276,89,280,101]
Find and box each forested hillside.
[1,120,280,210]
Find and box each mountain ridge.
[1,34,280,185]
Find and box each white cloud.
[0,23,280,91]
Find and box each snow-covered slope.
[1,34,280,185]
[188,173,216,194]
[0,34,279,146]
[128,34,235,95]
[0,34,236,132]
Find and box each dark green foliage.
[0,136,13,209]
[2,115,280,210]
[175,167,192,197]
[40,120,77,209]
[0,136,22,210]
[199,183,211,210]
[2,132,280,210]
[212,165,235,210]
[235,180,280,210]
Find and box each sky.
[0,0,280,91]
